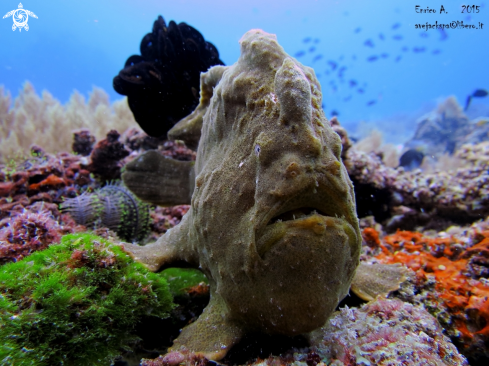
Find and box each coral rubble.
[313,298,468,365]
[344,141,489,232]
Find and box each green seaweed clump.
[0,233,175,365]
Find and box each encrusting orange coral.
[366,227,489,345]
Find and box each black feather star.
[113,15,224,138]
[60,182,150,243]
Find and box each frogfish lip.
[255,204,355,257]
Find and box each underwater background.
[1,1,489,365]
[2,0,489,143]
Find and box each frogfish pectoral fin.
[169,293,244,361]
[122,150,195,206]
[350,262,409,301]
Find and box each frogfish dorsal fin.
[168,65,227,150]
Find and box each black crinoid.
[113,15,225,139]
[60,182,150,243]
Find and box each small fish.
[294,51,305,58]
[432,49,441,55]
[367,100,376,106]
[314,38,320,44]
[438,28,448,41]
[352,55,357,60]
[327,61,338,70]
[338,66,347,78]
[343,95,352,102]
[465,89,489,111]
[473,89,488,97]
[349,80,358,87]
[312,54,323,62]
[395,55,402,62]
[354,27,362,33]
[393,35,403,40]
[357,88,365,94]
[476,119,489,127]
[309,46,316,52]
[401,46,408,52]
[331,110,339,116]
[379,33,385,40]
[399,149,424,171]
[367,55,378,62]
[413,47,426,53]
[364,39,374,47]
[392,22,401,29]
[303,37,312,43]
[381,53,389,58]
[420,32,429,38]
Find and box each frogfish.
[122,29,406,360]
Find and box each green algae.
[161,268,208,297]
[0,233,175,366]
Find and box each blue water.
[1,0,488,136]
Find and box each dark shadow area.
[336,289,367,310]
[352,180,391,223]
[115,291,209,365]
[222,333,309,365]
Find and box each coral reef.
[405,96,471,157]
[140,299,469,365]
[121,29,362,360]
[61,182,151,243]
[72,129,96,156]
[344,141,489,232]
[87,130,130,181]
[113,15,224,138]
[0,233,175,365]
[0,208,82,265]
[360,220,489,363]
[0,147,96,206]
[0,82,136,162]
[0,130,195,264]
[313,298,468,365]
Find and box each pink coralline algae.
[314,298,468,366]
[0,209,82,264]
